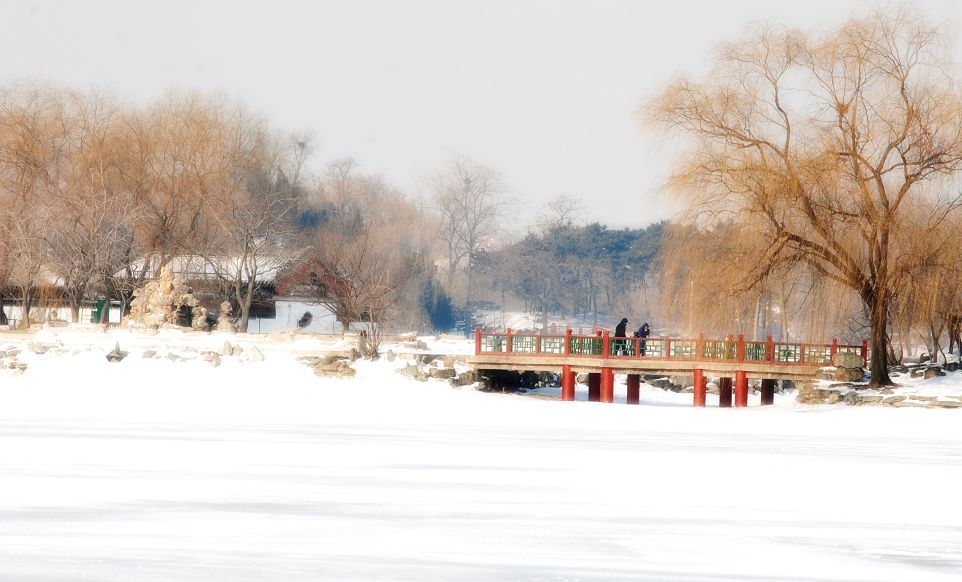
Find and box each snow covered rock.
[450,370,477,387]
[240,346,264,363]
[216,302,236,332]
[125,265,199,329]
[817,366,865,383]
[796,382,858,404]
[191,306,210,331]
[313,360,356,378]
[105,343,128,363]
[201,351,221,367]
[428,367,456,379]
[0,352,27,374]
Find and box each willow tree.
[651,9,962,386]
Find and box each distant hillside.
[475,221,665,324]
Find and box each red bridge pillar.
[719,377,733,408]
[693,369,706,407]
[600,368,614,403]
[735,371,748,407]
[626,374,640,405]
[588,373,601,402]
[561,365,575,401]
[760,378,776,406]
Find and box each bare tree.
[538,194,585,232]
[651,9,962,386]
[431,155,510,305]
[302,162,431,352]
[0,87,67,327]
[197,114,302,333]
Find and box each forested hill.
[476,221,665,322]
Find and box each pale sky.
[1,0,959,228]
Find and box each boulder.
[856,394,884,405]
[882,395,907,405]
[429,367,457,379]
[834,367,865,382]
[450,370,477,387]
[221,341,234,356]
[832,352,864,369]
[241,346,264,363]
[796,383,856,404]
[105,343,128,363]
[401,364,419,378]
[935,399,962,408]
[575,373,589,384]
[385,350,396,362]
[815,366,865,382]
[924,367,946,379]
[201,351,221,367]
[29,343,52,355]
[314,360,356,378]
[649,377,676,390]
[142,350,157,359]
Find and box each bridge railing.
[476,329,868,368]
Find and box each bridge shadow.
[528,386,695,407]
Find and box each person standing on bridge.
[635,322,651,357]
[614,317,629,355]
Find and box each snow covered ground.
[2,328,962,581]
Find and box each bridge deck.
[469,329,867,382]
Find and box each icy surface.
[1,330,962,581]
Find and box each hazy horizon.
[2,0,959,229]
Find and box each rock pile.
[796,381,962,408]
[0,347,26,374]
[125,266,199,329]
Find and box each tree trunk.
[466,256,474,307]
[70,300,81,324]
[865,289,893,387]
[19,287,32,329]
[236,282,253,333]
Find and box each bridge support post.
[735,371,748,407]
[561,365,575,401]
[626,374,640,404]
[760,378,776,406]
[719,377,733,408]
[692,369,706,407]
[588,373,601,402]
[600,368,614,403]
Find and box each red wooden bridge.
[469,328,868,407]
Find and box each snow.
[2,328,962,580]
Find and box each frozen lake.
[1,344,961,581]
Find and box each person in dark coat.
[614,317,629,355]
[634,322,651,356]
